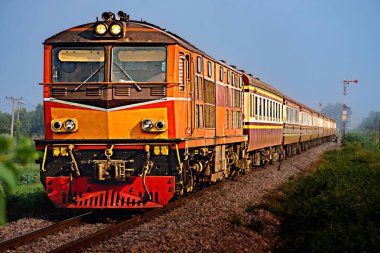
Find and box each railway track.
[0,181,226,252]
[0,212,92,252]
[0,143,334,252]
[51,181,226,252]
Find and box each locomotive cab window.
[52,47,105,83]
[111,46,167,82]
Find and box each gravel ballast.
[85,142,336,253]
[0,142,335,252]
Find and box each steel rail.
[0,212,92,252]
[49,181,228,253]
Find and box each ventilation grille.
[114,86,131,96]
[51,87,67,97]
[150,86,166,96]
[72,190,159,208]
[86,87,101,96]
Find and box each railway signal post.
[341,80,358,145]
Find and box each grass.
[246,132,380,253]
[6,164,54,221]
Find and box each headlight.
[52,120,62,130]
[155,120,165,130]
[95,23,107,35]
[64,119,76,132]
[109,23,122,36]
[141,119,153,132]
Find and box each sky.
[0,0,379,127]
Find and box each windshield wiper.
[74,64,104,91]
[113,62,142,92]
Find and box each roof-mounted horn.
[117,11,129,22]
[102,12,115,21]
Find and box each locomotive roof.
[45,19,244,73]
[45,16,333,122]
[45,21,191,49]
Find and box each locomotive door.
[183,53,193,135]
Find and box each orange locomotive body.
[36,12,246,208]
[36,12,335,209]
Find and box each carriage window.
[255,96,258,117]
[270,101,272,119]
[263,99,266,118]
[52,47,104,83]
[208,61,212,77]
[259,97,262,117]
[227,70,231,84]
[112,46,167,82]
[220,67,224,82]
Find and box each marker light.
[109,23,122,36]
[155,120,165,130]
[52,120,62,130]
[64,119,76,132]
[141,119,153,132]
[95,23,107,35]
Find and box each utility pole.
[17,101,24,121]
[341,80,358,145]
[6,96,23,137]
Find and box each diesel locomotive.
[35,11,336,209]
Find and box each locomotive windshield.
[111,46,167,82]
[52,47,104,83]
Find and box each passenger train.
[35,12,336,209]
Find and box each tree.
[321,103,352,130]
[0,103,44,139]
[358,111,380,131]
[15,107,31,139]
[0,135,38,224]
[29,104,44,138]
[0,112,11,135]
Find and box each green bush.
[261,133,380,253]
[0,135,39,224]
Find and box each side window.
[252,94,255,117]
[207,61,212,77]
[232,73,235,86]
[263,99,266,119]
[249,94,253,117]
[220,67,224,82]
[270,101,273,120]
[227,70,231,84]
[255,96,258,117]
[197,56,202,73]
[259,97,262,117]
